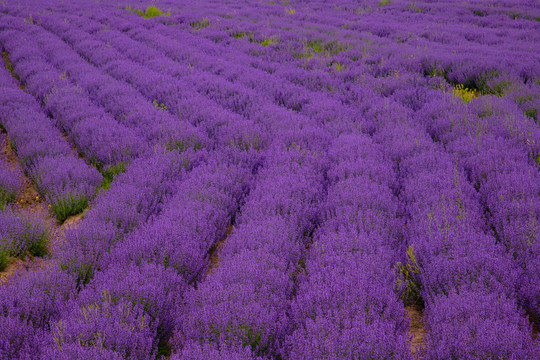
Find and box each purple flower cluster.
[0,0,539,358]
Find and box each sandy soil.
[407,304,426,357]
[206,224,233,275]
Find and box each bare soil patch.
[206,224,233,275]
[407,304,426,357]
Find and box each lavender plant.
[0,0,538,358]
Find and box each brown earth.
[407,304,426,357]
[206,224,233,275]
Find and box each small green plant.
[452,84,477,103]
[232,31,247,39]
[228,134,260,152]
[379,0,390,6]
[24,221,49,257]
[101,162,126,192]
[524,107,537,121]
[50,194,90,223]
[296,40,350,59]
[190,18,210,30]
[333,62,343,72]
[6,215,50,258]
[0,188,17,210]
[165,137,202,153]
[409,1,424,12]
[395,246,423,306]
[0,246,8,272]
[2,50,20,83]
[259,37,278,47]
[126,5,170,19]
[24,14,34,24]
[153,99,167,111]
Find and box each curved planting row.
[384,117,538,358]
[0,13,207,153]
[419,92,540,336]
[0,57,101,221]
[0,15,146,174]
[0,0,538,359]
[174,144,329,359]
[282,132,410,359]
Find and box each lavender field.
[0,0,539,358]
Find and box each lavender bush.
[0,0,539,358]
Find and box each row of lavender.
[0,57,101,221]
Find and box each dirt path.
[206,224,233,276]
[407,304,426,357]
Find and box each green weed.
[452,84,477,103]
[0,188,17,210]
[190,18,210,30]
[0,246,8,272]
[153,99,167,111]
[395,246,423,306]
[50,194,89,223]
[101,162,126,192]
[126,5,170,19]
[166,137,202,153]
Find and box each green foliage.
[24,14,34,24]
[452,84,477,103]
[24,223,49,257]
[295,39,350,59]
[205,322,271,356]
[61,257,95,290]
[166,137,202,153]
[50,194,90,223]
[6,215,50,258]
[260,37,278,47]
[473,9,488,17]
[524,108,537,121]
[153,99,167,111]
[232,31,248,39]
[0,188,17,210]
[379,0,390,6]
[190,18,210,30]
[395,246,423,306]
[239,325,269,354]
[2,50,23,88]
[228,134,260,152]
[0,246,8,272]
[126,5,170,19]
[409,1,424,12]
[101,162,126,192]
